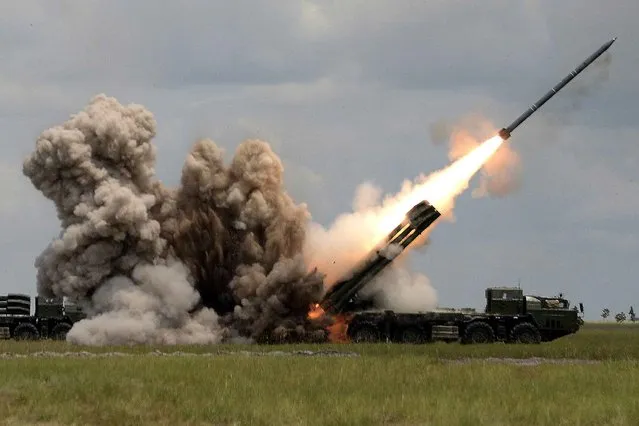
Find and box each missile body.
[498,37,616,140]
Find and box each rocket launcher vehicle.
[319,200,441,315]
[319,37,618,317]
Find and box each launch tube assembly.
[498,37,617,140]
[320,200,441,315]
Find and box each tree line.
[600,306,636,323]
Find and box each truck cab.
[484,287,582,341]
[484,287,525,315]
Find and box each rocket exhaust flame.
[363,135,505,244]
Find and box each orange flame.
[308,303,324,319]
[307,304,352,343]
[373,135,505,238]
[326,314,350,343]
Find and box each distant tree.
[615,312,626,323]
[601,308,610,321]
[630,306,636,322]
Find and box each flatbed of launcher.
[342,300,581,345]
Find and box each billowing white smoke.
[23,94,325,345]
[68,261,222,345]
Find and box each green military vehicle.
[0,294,86,340]
[344,286,584,344]
[317,200,584,344]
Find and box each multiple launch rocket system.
[319,37,617,317]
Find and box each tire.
[510,322,541,344]
[350,325,381,343]
[13,323,40,341]
[51,323,72,341]
[462,321,495,344]
[400,327,426,344]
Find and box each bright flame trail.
[305,133,507,293]
[369,135,505,248]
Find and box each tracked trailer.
[0,294,85,340]
[317,200,583,344]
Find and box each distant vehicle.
[343,287,584,344]
[0,294,86,341]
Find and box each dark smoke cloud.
[22,94,326,345]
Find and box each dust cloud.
[23,94,326,345]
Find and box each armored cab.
[35,297,64,318]
[63,301,86,323]
[485,287,525,315]
[483,286,582,341]
[523,294,582,340]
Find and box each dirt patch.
[0,350,360,359]
[441,357,601,366]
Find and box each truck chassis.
[346,309,579,345]
[0,294,83,341]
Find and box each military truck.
[317,200,584,344]
[0,294,86,340]
[344,286,583,344]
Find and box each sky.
[0,0,637,320]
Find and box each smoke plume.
[23,94,326,345]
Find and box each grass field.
[0,322,637,425]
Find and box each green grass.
[0,322,637,425]
[2,321,638,360]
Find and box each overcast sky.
[1,1,637,320]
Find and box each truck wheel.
[13,323,40,341]
[350,325,381,343]
[51,323,72,340]
[510,323,541,344]
[462,321,495,344]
